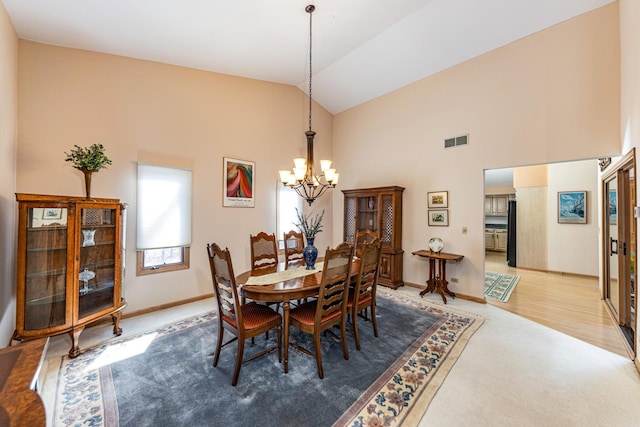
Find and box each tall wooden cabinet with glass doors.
[13,194,127,358]
[343,186,404,289]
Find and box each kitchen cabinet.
[485,194,511,216]
[343,186,404,289]
[12,193,127,358]
[485,228,507,252]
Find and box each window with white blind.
[276,182,303,250]
[136,163,192,275]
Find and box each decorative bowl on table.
[428,237,444,253]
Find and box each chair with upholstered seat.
[348,238,382,351]
[206,243,282,386]
[288,242,354,379]
[283,229,305,269]
[250,232,279,273]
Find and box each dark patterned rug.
[52,289,482,426]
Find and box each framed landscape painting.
[558,191,586,224]
[223,157,255,207]
[427,191,448,208]
[428,209,449,226]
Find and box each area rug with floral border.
[51,289,483,427]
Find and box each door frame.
[601,148,636,360]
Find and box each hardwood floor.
[484,250,631,358]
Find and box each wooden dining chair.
[288,242,354,379]
[250,232,279,273]
[283,229,304,269]
[348,238,382,351]
[206,243,282,386]
[355,229,378,257]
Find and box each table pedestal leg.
[283,301,290,374]
[420,258,437,296]
[434,260,456,303]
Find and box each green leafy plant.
[294,208,324,238]
[64,144,112,171]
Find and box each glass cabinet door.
[357,196,378,232]
[78,206,117,319]
[23,206,69,331]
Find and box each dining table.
[236,257,360,374]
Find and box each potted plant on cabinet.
[64,144,112,198]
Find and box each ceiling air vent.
[444,134,469,149]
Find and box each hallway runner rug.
[484,271,520,302]
[51,289,482,427]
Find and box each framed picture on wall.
[427,191,448,208]
[223,157,255,207]
[428,209,449,226]
[558,191,586,224]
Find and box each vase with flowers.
[64,144,112,198]
[294,207,324,269]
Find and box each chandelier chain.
[278,4,338,206]
[308,6,313,132]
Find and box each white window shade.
[137,164,192,250]
[277,182,302,241]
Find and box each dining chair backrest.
[355,229,378,256]
[355,238,383,307]
[315,242,354,325]
[250,232,278,272]
[348,237,382,350]
[283,229,304,268]
[207,243,242,328]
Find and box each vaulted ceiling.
[2,0,614,114]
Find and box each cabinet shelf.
[26,292,66,306]
[25,268,66,279]
[82,240,115,247]
[26,246,67,253]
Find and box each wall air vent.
[444,134,469,149]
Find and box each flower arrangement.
[64,144,112,171]
[294,208,324,238]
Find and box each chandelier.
[279,4,339,206]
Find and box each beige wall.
[547,160,599,275]
[0,2,18,346]
[332,3,620,299]
[513,165,548,188]
[16,41,335,314]
[516,186,549,270]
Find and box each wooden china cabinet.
[343,186,404,289]
[12,194,127,358]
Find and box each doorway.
[602,149,637,355]
[484,160,630,356]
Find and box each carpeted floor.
[50,289,482,427]
[484,271,520,302]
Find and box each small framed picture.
[223,157,255,208]
[427,191,448,208]
[42,208,62,220]
[558,191,586,224]
[428,209,449,226]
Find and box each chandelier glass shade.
[278,4,339,206]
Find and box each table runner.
[244,265,322,285]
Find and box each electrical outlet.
[462,226,468,234]
[450,277,458,283]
